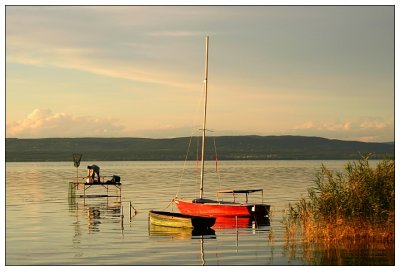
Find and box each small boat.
[148,224,216,239]
[173,36,270,219]
[148,210,216,229]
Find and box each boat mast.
[200,36,209,199]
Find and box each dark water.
[5,160,392,265]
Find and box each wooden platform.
[68,181,122,199]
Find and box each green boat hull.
[149,210,216,229]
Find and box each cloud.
[292,117,393,142]
[294,120,352,132]
[7,40,197,91]
[148,31,205,37]
[6,109,200,139]
[6,109,125,138]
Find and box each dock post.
[121,205,124,232]
[68,182,76,198]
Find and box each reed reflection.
[283,232,395,265]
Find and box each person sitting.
[87,164,101,183]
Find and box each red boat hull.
[174,199,270,218]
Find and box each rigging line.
[163,198,175,211]
[196,135,199,171]
[176,76,206,198]
[213,136,223,191]
[213,136,218,173]
[176,134,194,198]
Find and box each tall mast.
[199,36,209,199]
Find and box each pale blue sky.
[5,5,395,142]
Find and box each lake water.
[5,160,393,266]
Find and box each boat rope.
[213,137,218,173]
[175,77,205,199]
[196,135,199,171]
[213,136,223,191]
[163,198,176,212]
[176,134,195,198]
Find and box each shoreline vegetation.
[5,136,394,162]
[283,156,394,265]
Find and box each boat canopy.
[216,189,264,203]
[217,189,263,194]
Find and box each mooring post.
[121,205,124,232]
[129,201,132,219]
[76,168,79,190]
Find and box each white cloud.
[6,109,125,138]
[6,109,201,139]
[292,117,393,142]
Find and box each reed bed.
[283,156,394,264]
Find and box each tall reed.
[283,156,394,264]
[308,155,394,224]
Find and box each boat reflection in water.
[148,224,216,240]
[148,215,269,239]
[213,215,270,230]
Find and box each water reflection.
[148,224,216,240]
[87,206,102,233]
[68,196,122,234]
[213,215,270,229]
[148,215,270,238]
[148,215,273,265]
[7,161,389,265]
[282,223,395,265]
[282,240,395,265]
[148,224,216,265]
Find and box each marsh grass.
[283,156,395,265]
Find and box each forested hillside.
[5,136,394,162]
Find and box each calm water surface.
[6,160,392,265]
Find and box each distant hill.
[5,136,394,162]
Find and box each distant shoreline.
[5,135,394,162]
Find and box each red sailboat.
[174,36,270,219]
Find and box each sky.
[4,4,395,142]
